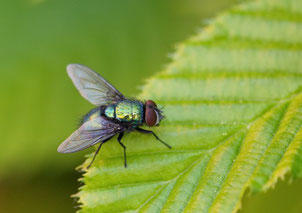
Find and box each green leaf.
[78,0,302,212]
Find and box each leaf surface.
[78,0,302,212]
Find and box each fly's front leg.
[117,132,127,168]
[136,127,172,149]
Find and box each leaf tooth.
[260,93,302,191]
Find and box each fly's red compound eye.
[145,100,158,126]
[146,100,157,108]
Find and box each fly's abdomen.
[104,104,115,118]
[114,100,143,125]
[82,107,101,124]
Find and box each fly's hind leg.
[136,127,172,149]
[87,136,113,169]
[117,132,127,168]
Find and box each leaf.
[77,0,302,212]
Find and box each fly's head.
[144,100,164,127]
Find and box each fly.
[57,64,171,168]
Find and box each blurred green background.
[0,0,301,212]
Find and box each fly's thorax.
[113,100,144,125]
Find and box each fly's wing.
[67,64,125,106]
[57,116,124,153]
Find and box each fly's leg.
[117,132,127,168]
[87,142,103,169]
[136,127,172,149]
[87,136,113,169]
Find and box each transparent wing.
[57,116,124,153]
[67,64,125,106]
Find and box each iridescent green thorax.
[105,100,144,126]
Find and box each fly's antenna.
[153,106,165,121]
[159,105,165,112]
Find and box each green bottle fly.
[58,64,171,169]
